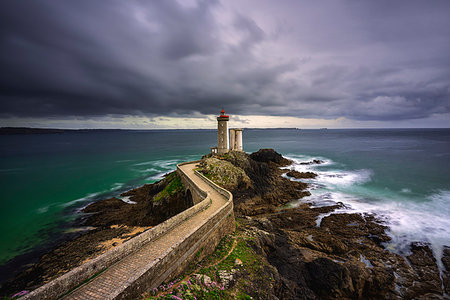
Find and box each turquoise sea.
[1,129,449,279]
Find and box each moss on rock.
[197,157,252,191]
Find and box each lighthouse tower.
[217,109,229,154]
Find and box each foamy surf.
[61,192,102,208]
[285,154,450,274]
[120,196,137,204]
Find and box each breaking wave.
[285,155,450,268]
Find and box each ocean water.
[0,129,449,274]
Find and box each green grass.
[144,221,269,300]
[153,173,184,202]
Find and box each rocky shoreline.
[0,172,191,297]
[194,149,449,299]
[1,149,449,299]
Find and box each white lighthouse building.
[211,109,243,154]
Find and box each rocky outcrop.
[249,148,292,166]
[198,149,310,216]
[300,159,324,165]
[197,157,252,191]
[84,172,188,227]
[284,169,317,179]
[442,246,450,294]
[238,209,446,299]
[200,149,446,299]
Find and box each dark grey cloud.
[0,0,449,122]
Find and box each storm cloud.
[0,0,449,123]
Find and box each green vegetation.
[196,158,251,190]
[144,221,274,299]
[153,173,184,202]
[145,279,227,300]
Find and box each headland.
[1,149,448,299]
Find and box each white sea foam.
[134,159,179,169]
[110,183,123,191]
[317,169,373,187]
[120,196,137,204]
[136,168,159,173]
[360,254,374,268]
[146,172,168,181]
[37,205,49,214]
[61,192,101,207]
[286,155,450,273]
[133,161,156,166]
[115,159,134,163]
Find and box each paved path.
[63,162,228,300]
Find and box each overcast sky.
[0,0,449,128]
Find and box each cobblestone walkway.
[63,163,228,300]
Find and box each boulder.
[249,148,292,166]
[285,170,317,179]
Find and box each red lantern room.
[219,109,229,118]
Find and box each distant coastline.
[0,127,299,135]
[2,126,449,135]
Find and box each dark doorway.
[185,189,194,208]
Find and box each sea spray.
[285,154,450,274]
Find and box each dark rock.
[443,246,450,269]
[404,242,442,296]
[206,150,310,216]
[442,246,450,294]
[305,258,354,299]
[300,159,324,165]
[84,172,188,227]
[285,170,317,179]
[249,148,292,166]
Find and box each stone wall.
[177,160,207,204]
[21,161,234,300]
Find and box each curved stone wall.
[21,161,234,300]
[177,160,207,204]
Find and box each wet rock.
[442,246,450,294]
[287,229,348,255]
[300,159,324,165]
[320,213,391,244]
[285,170,317,179]
[305,257,354,298]
[405,242,442,296]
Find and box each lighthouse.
[216,109,229,154]
[210,109,244,155]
